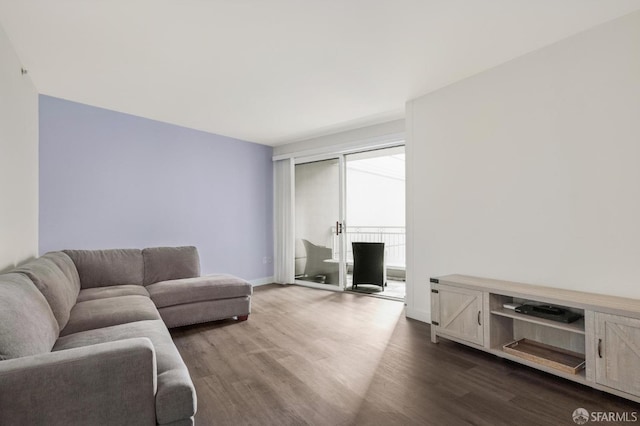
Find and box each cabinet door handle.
[598,339,602,358]
[477,310,482,326]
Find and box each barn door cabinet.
[430,283,483,346]
[430,275,640,404]
[593,312,640,397]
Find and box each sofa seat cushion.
[143,246,200,285]
[64,249,144,288]
[54,320,196,425]
[60,295,160,337]
[76,285,150,303]
[147,275,252,309]
[0,273,59,360]
[13,252,80,330]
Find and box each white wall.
[406,11,640,323]
[0,24,38,272]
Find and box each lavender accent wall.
[39,95,273,280]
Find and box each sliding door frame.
[288,139,406,293]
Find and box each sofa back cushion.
[64,249,144,288]
[142,246,200,285]
[13,252,80,329]
[0,273,59,360]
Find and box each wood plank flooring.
[170,284,639,426]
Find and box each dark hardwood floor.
[170,284,638,426]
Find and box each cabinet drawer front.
[432,284,484,345]
[594,312,640,397]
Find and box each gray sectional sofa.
[0,246,252,426]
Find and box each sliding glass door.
[291,145,405,298]
[294,156,346,290]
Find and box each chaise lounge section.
[0,246,252,425]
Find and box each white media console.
[430,274,640,403]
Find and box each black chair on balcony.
[351,242,386,290]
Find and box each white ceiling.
[1,1,639,146]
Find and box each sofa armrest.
[0,338,157,426]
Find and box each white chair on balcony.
[300,239,339,285]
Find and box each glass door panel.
[294,158,344,289]
[345,146,406,298]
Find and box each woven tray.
[503,339,585,374]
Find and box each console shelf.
[490,308,585,334]
[430,274,640,404]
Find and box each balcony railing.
[331,226,406,267]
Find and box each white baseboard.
[406,307,431,324]
[249,276,274,287]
